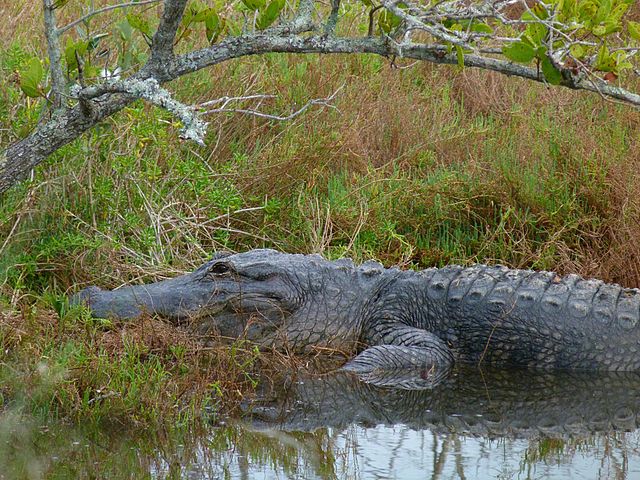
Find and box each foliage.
[498,0,637,80]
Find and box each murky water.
[3,366,640,479]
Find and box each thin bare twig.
[198,94,276,109]
[58,0,162,34]
[201,86,345,120]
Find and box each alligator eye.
[209,262,233,275]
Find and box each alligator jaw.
[70,273,221,322]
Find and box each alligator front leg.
[342,326,454,389]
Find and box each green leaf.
[629,21,640,41]
[531,2,549,20]
[534,45,548,62]
[603,20,621,35]
[524,23,547,46]
[578,1,597,25]
[560,0,577,19]
[378,10,401,34]
[241,0,265,11]
[611,50,633,73]
[205,11,224,43]
[595,44,616,72]
[115,19,133,42]
[595,0,611,24]
[541,57,562,85]
[87,33,109,51]
[126,13,151,37]
[609,3,630,24]
[570,43,585,59]
[470,22,493,34]
[193,8,213,23]
[186,1,209,22]
[65,38,88,71]
[20,57,44,98]
[256,0,284,30]
[592,24,606,36]
[502,41,536,63]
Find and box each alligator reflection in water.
[233,366,640,479]
[245,366,640,437]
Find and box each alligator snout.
[70,285,104,307]
[71,284,157,320]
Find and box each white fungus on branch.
[74,78,208,145]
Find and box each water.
[3,366,640,479]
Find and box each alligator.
[72,249,640,375]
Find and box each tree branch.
[168,34,640,108]
[148,0,189,69]
[324,0,341,36]
[43,0,65,109]
[74,78,207,144]
[4,21,640,195]
[0,93,132,194]
[198,94,277,109]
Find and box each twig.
[201,85,344,120]
[58,0,162,34]
[198,94,276,109]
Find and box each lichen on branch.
[73,78,208,145]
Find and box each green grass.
[0,302,262,427]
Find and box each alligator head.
[72,249,372,352]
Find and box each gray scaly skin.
[72,249,640,375]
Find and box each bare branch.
[200,86,344,120]
[270,0,317,36]
[198,94,277,109]
[293,0,315,25]
[324,0,341,36]
[58,0,162,35]
[382,0,471,48]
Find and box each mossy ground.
[2,1,640,427]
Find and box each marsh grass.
[0,302,272,426]
[2,1,640,425]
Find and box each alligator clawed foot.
[343,365,452,390]
[342,345,453,390]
